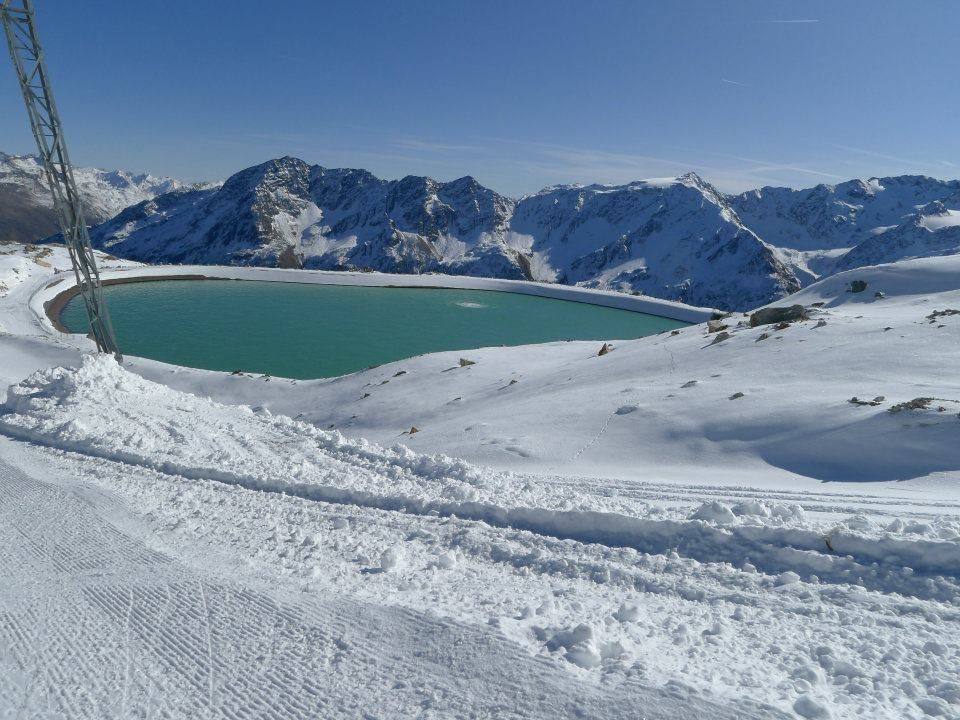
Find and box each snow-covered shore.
[1,242,958,719]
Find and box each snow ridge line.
[2,422,958,600]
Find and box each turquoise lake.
[61,280,688,379]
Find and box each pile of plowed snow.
[0,354,487,504]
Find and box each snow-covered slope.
[88,162,797,310]
[835,198,960,272]
[308,168,520,277]
[0,151,180,244]
[132,256,954,492]
[511,174,799,310]
[729,175,960,280]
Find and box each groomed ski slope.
[0,243,958,719]
[1,441,777,720]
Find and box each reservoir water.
[61,280,688,379]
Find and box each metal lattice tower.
[1,0,121,359]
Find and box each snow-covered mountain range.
[0,152,179,245]
[730,176,960,251]
[31,151,960,310]
[86,157,798,310]
[729,176,960,286]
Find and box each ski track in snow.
[0,449,790,720]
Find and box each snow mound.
[691,501,737,524]
[0,354,483,495]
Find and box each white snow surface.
[0,244,959,719]
[921,209,960,231]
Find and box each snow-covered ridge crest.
[832,198,960,272]
[85,157,960,312]
[510,170,797,310]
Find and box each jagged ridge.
[86,160,798,310]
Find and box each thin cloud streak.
[721,78,747,86]
[829,144,960,181]
[503,143,822,194]
[428,139,856,194]
[696,149,845,182]
[394,137,484,154]
[761,19,819,24]
[833,143,923,167]
[748,165,843,181]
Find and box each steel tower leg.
[1,0,122,359]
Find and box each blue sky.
[2,0,958,196]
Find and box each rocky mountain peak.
[223,156,311,196]
[919,199,948,217]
